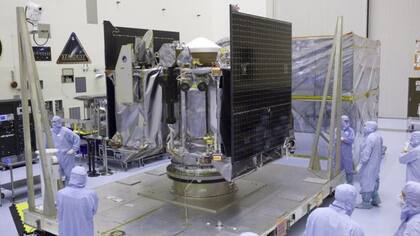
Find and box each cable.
[26,20,34,26]
[25,7,35,26]
[182,170,198,228]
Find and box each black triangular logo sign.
[56,32,91,64]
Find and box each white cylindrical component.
[181,91,187,152]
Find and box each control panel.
[0,99,35,160]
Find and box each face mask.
[410,136,420,148]
[52,121,62,133]
[342,120,350,129]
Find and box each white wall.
[209,0,268,41]
[2,0,416,119]
[99,0,213,42]
[0,0,266,118]
[370,0,420,118]
[99,0,267,42]
[0,0,106,119]
[271,0,420,118]
[272,0,368,37]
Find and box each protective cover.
[292,33,381,162]
[158,43,176,67]
[115,69,163,159]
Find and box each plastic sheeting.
[115,69,163,152]
[158,43,176,67]
[185,68,219,139]
[292,33,381,162]
[186,90,207,138]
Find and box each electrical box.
[0,99,36,161]
[45,100,54,119]
[37,24,50,39]
[75,77,87,93]
[55,100,64,118]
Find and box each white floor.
[0,118,411,236]
[286,127,409,236]
[0,159,171,236]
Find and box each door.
[407,77,420,117]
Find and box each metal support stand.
[9,166,15,202]
[87,138,100,177]
[100,137,113,176]
[309,16,344,181]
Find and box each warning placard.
[57,32,91,64]
[414,40,420,70]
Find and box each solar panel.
[103,21,180,70]
[229,7,292,178]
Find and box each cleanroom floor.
[0,118,410,236]
[286,124,408,235]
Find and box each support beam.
[328,16,343,180]
[16,7,56,217]
[309,17,344,179]
[17,8,35,210]
[309,27,337,172]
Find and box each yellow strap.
[290,153,329,160]
[74,130,97,136]
[292,90,377,102]
[292,95,354,102]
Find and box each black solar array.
[103,21,179,70]
[230,7,292,177]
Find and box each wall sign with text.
[33,46,51,61]
[57,32,91,64]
